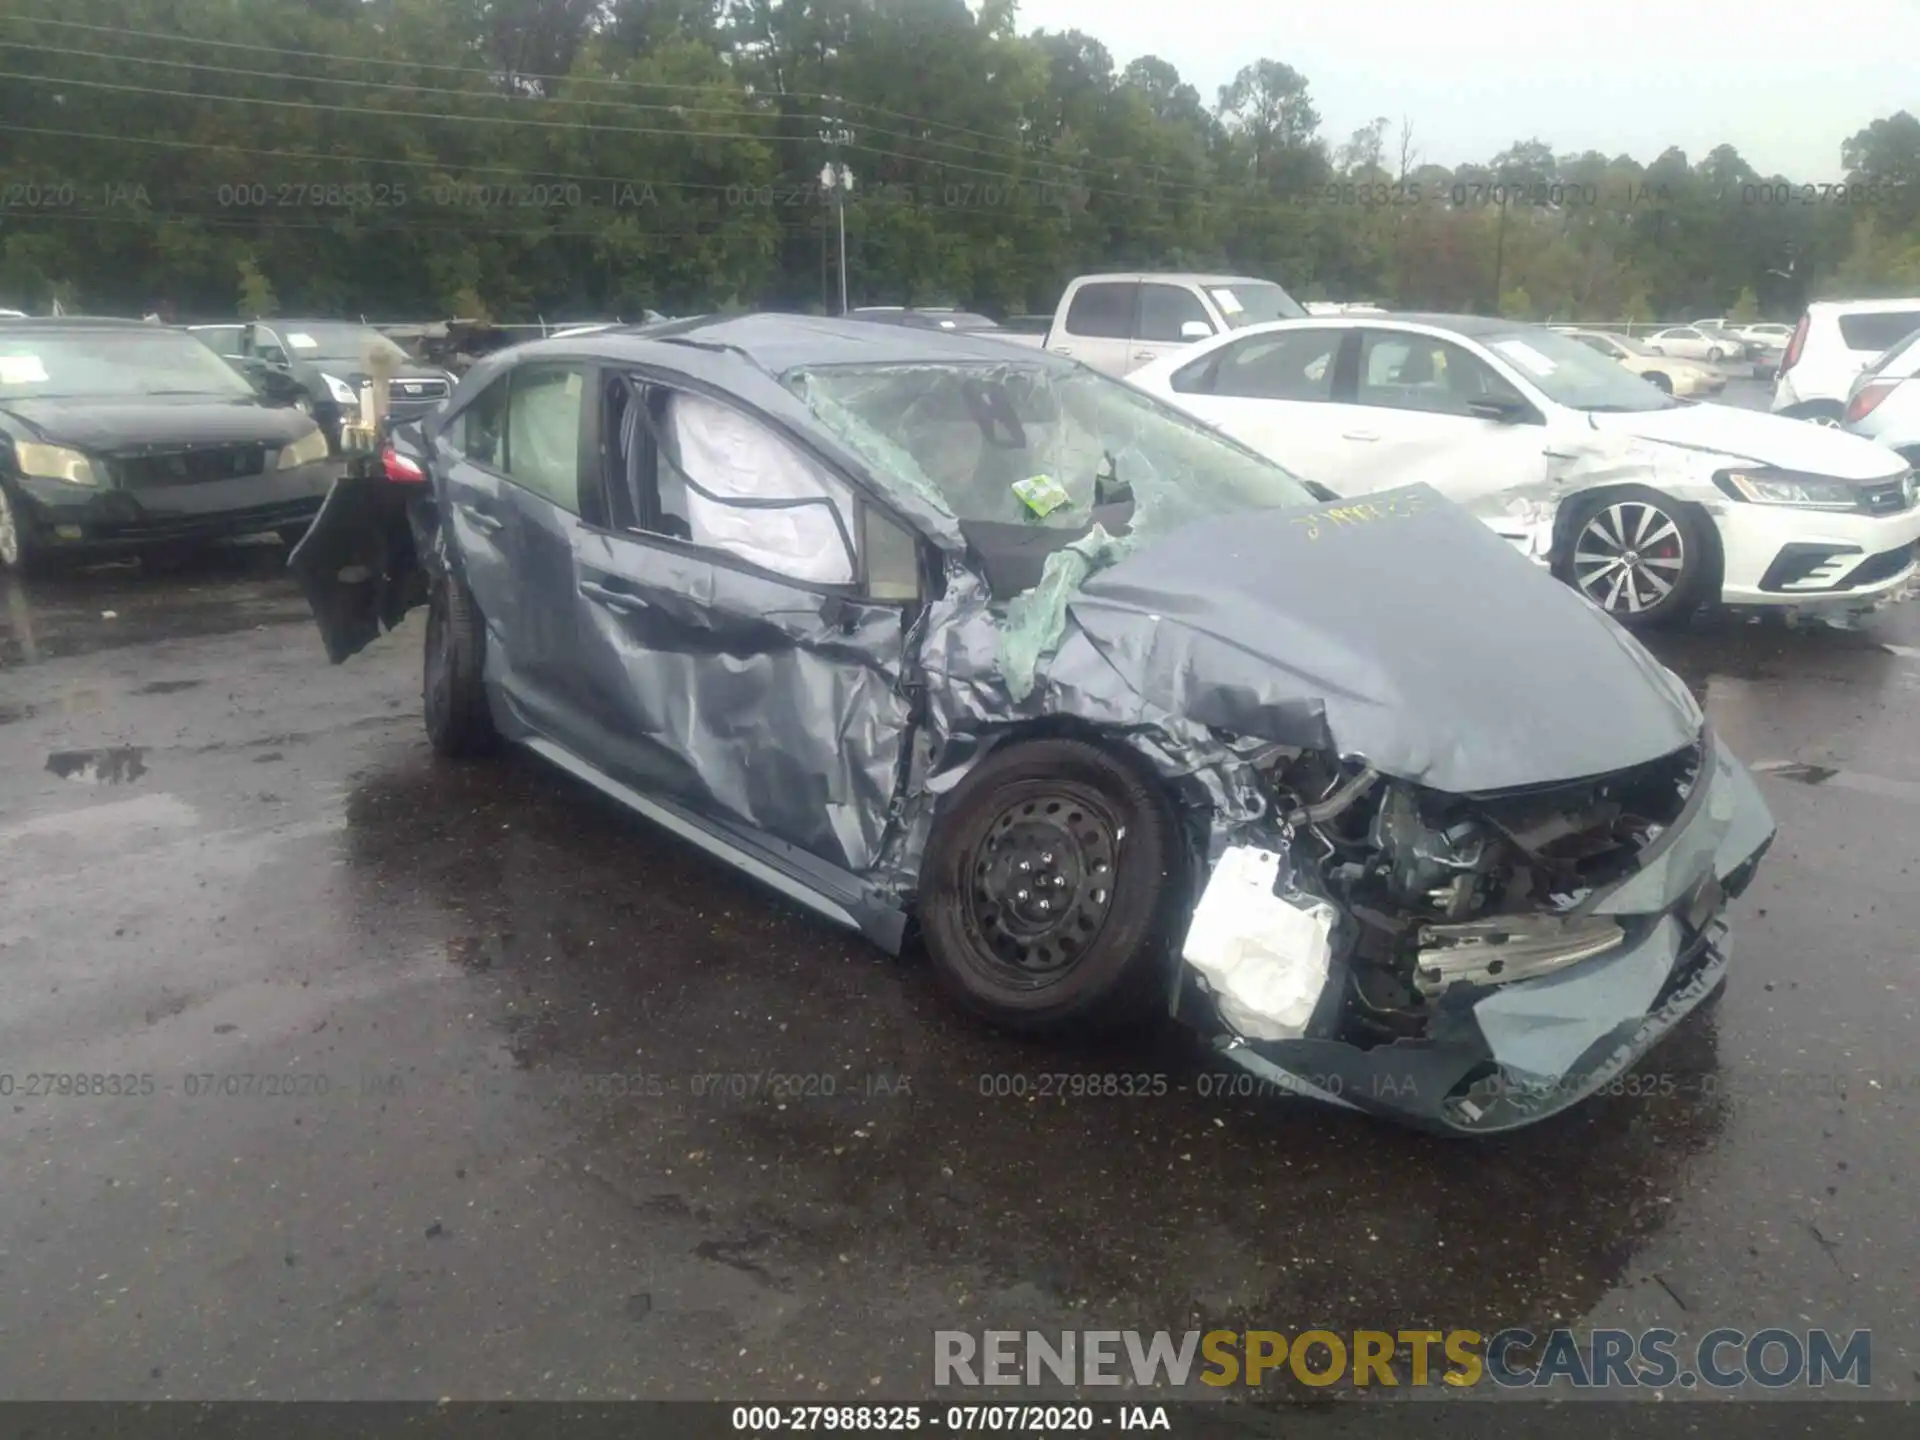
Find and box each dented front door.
[568,528,914,875]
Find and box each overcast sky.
[1016,0,1920,180]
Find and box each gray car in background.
[1841,323,1920,465]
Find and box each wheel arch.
[924,717,1209,890]
[1548,483,1724,595]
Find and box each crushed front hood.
[1063,485,1702,792]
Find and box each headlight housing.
[320,372,359,406]
[277,424,330,470]
[15,441,102,487]
[1714,469,1858,510]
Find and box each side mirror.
[1180,320,1214,342]
[1467,397,1530,424]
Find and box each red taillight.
[381,447,426,483]
[1846,379,1898,424]
[1779,314,1809,373]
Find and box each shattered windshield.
[785,360,1316,591]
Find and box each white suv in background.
[1772,298,1920,425]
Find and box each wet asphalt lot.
[1,377,1916,1406]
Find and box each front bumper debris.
[1176,739,1776,1134]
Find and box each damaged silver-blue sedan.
[290,315,1776,1134]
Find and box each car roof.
[454,314,1072,548]
[1807,298,1920,315]
[0,315,170,330]
[520,312,1072,372]
[1069,272,1271,286]
[1341,312,1530,336]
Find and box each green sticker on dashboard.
[1012,473,1070,518]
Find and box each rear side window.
[1136,284,1212,343]
[504,365,585,514]
[1063,282,1136,339]
[1837,311,1920,353]
[1865,325,1920,379]
[1173,329,1340,400]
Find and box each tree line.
[2,0,1918,324]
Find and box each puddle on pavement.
[1752,759,1920,803]
[46,747,149,785]
[1757,762,1840,785]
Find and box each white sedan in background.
[1643,325,1738,363]
[1128,314,1920,628]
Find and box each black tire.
[1645,371,1673,394]
[1708,346,1727,363]
[918,737,1186,1034]
[422,571,498,758]
[1557,486,1714,630]
[0,480,41,575]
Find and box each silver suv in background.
[1774,298,1920,425]
[1840,321,1920,464]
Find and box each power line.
[0,67,1218,214]
[0,12,1203,191]
[0,208,821,239]
[0,38,782,128]
[0,121,747,195]
[0,68,772,143]
[0,122,1141,220]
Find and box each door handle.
[1049,346,1073,356]
[457,502,503,535]
[1341,430,1381,441]
[578,579,643,615]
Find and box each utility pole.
[818,107,855,314]
[1491,194,1509,313]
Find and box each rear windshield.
[1862,324,1920,379]
[1837,310,1920,353]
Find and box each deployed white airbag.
[670,391,855,584]
[1182,846,1337,1041]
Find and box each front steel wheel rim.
[962,782,1120,986]
[1573,500,1686,615]
[0,488,18,567]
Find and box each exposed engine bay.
[1194,738,1706,1048]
